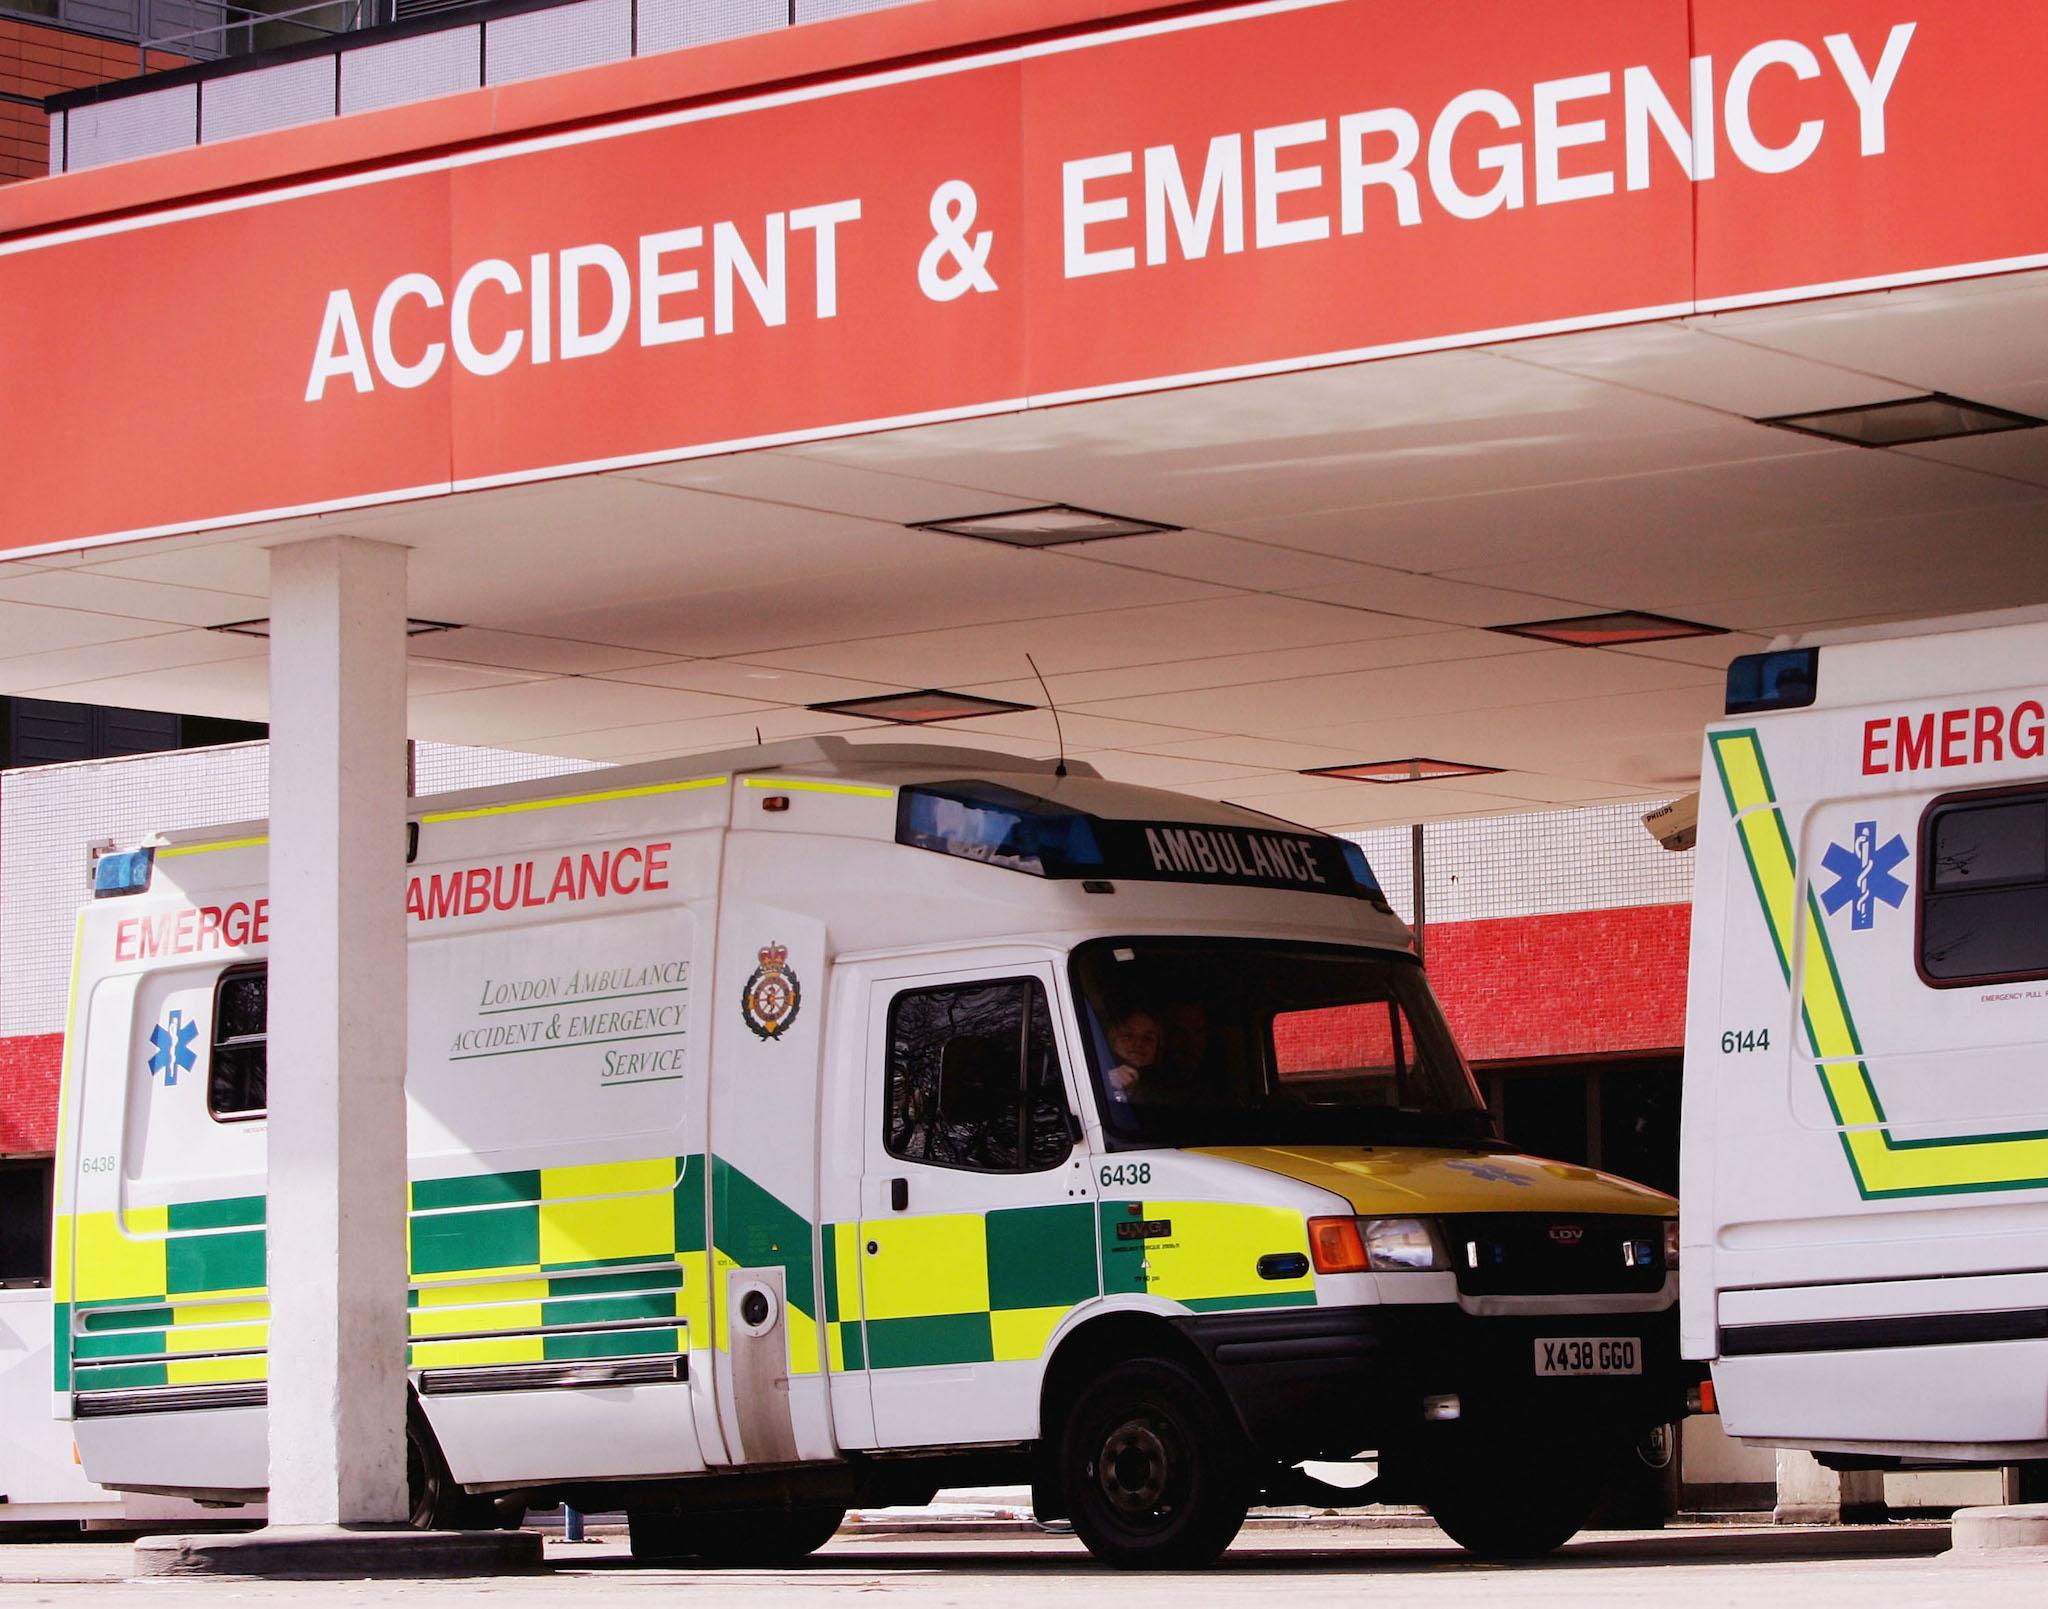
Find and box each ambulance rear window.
[211,965,268,1120]
[1920,787,2048,986]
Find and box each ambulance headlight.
[1663,1219,1681,1271]
[1360,1217,1450,1273]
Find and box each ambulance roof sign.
[897,781,1386,905]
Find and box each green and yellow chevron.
[1712,727,2048,1198]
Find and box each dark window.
[885,979,1073,1173]
[1921,788,2048,985]
[0,1158,53,1288]
[1070,937,1492,1151]
[211,966,268,1119]
[0,697,266,772]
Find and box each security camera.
[1642,793,1699,853]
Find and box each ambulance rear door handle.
[890,1177,909,1212]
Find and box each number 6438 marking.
[1099,1162,1151,1188]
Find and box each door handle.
[890,1177,909,1212]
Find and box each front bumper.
[1174,1301,1690,1463]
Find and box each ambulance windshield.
[1070,937,1496,1150]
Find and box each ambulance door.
[855,959,1099,1449]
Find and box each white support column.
[1774,1449,1886,1525]
[265,535,410,1529]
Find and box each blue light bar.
[92,847,156,898]
[1340,842,1384,898]
[1725,648,1819,715]
[898,782,1106,877]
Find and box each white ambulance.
[55,738,1684,1567]
[1683,608,2048,1470]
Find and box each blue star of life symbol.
[1445,1159,1532,1186]
[1820,821,1909,931]
[148,1009,198,1087]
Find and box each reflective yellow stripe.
[71,1207,168,1304]
[1713,728,2048,1198]
[157,836,267,859]
[419,777,725,824]
[1133,1201,1314,1304]
[990,1305,1067,1362]
[739,777,896,799]
[859,1214,989,1320]
[538,1159,676,1266]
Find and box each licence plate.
[1534,1337,1641,1376]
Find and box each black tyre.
[406,1403,511,1531]
[1419,1432,1606,1559]
[627,1503,845,1565]
[1057,1357,1249,1570]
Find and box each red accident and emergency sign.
[2,0,2044,552]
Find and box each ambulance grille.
[1441,1214,1668,1297]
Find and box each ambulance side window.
[885,979,1072,1173]
[210,965,268,1120]
[1920,787,2048,985]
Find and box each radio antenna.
[1025,652,1067,779]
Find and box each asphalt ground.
[1,1521,2043,1608]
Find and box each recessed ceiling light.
[209,617,460,638]
[910,504,1179,547]
[807,689,1035,724]
[1489,610,1725,647]
[1303,758,1503,783]
[1757,392,2045,447]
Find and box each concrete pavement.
[1,1522,2043,1607]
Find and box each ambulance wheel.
[1419,1433,1605,1559]
[1058,1357,1249,1570]
[406,1402,511,1531]
[627,1504,845,1565]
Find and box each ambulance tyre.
[406,1400,515,1531]
[626,1504,846,1565]
[1419,1435,1604,1559]
[1058,1357,1249,1570]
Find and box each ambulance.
[1683,608,2048,1469]
[54,737,1685,1568]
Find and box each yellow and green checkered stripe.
[816,1199,1313,1371]
[59,1153,826,1393]
[1712,728,2048,1199]
[58,1195,269,1394]
[824,1202,1099,1370]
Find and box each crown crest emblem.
[740,938,800,1041]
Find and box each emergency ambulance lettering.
[402,842,673,925]
[1861,701,2048,774]
[113,900,268,962]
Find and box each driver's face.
[1109,1014,1161,1067]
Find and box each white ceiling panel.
[1062,529,1389,594]
[589,658,906,705]
[489,545,1227,658]
[7,628,268,696]
[622,453,1016,526]
[1090,643,1715,737]
[1496,323,1921,421]
[408,630,683,676]
[735,592,1443,688]
[1699,273,2048,402]
[406,676,776,747]
[955,627,1518,708]
[0,605,186,663]
[0,568,269,629]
